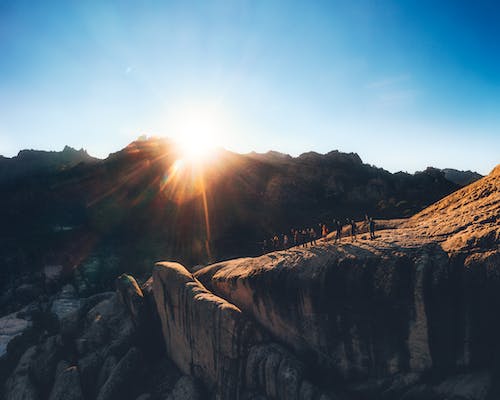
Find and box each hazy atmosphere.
[1,0,499,173]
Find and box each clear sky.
[0,0,499,174]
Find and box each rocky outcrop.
[0,313,31,359]
[96,347,145,400]
[48,363,84,400]
[4,346,39,400]
[152,261,335,399]
[192,166,500,396]
[441,168,482,186]
[166,376,203,400]
[196,243,446,380]
[153,261,263,398]
[1,273,185,400]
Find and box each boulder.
[97,355,118,391]
[3,346,39,400]
[76,295,134,357]
[152,261,332,399]
[30,335,63,392]
[78,351,103,399]
[116,274,146,327]
[96,347,145,400]
[14,284,42,305]
[166,376,203,400]
[196,245,441,380]
[0,312,31,358]
[245,344,332,400]
[50,284,81,337]
[152,262,264,398]
[48,362,84,400]
[43,265,65,291]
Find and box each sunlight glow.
[168,103,228,162]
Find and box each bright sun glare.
[170,104,227,162]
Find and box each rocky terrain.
[1,163,497,399]
[0,137,470,298]
[0,146,98,184]
[441,168,483,187]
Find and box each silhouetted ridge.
[0,146,98,183]
[0,137,481,288]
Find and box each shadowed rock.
[4,346,39,400]
[195,165,500,387]
[152,261,335,399]
[48,363,84,400]
[96,347,145,400]
[166,376,203,400]
[153,261,263,398]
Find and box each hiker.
[310,228,317,246]
[322,223,328,238]
[301,229,308,247]
[283,234,289,248]
[350,219,357,241]
[293,229,299,247]
[369,218,376,240]
[335,219,342,243]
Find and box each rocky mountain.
[0,146,99,183]
[190,163,499,398]
[0,137,465,297]
[1,164,497,399]
[441,168,483,186]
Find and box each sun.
[176,132,217,162]
[170,103,227,162]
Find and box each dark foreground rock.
[1,274,183,400]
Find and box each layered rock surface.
[152,262,334,399]
[191,165,499,396]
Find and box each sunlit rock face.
[152,262,335,399]
[195,165,500,382]
[196,243,442,380]
[153,261,263,398]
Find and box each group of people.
[261,215,376,254]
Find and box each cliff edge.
[191,165,499,397]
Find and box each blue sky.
[0,0,499,174]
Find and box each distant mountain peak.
[441,168,483,186]
[0,145,98,183]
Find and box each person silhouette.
[369,218,376,240]
[350,219,357,242]
[335,219,342,243]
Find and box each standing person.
[335,219,342,243]
[369,218,376,240]
[293,229,299,247]
[350,219,357,242]
[310,228,317,246]
[283,234,289,248]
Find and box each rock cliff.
[152,262,335,399]
[189,165,499,397]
